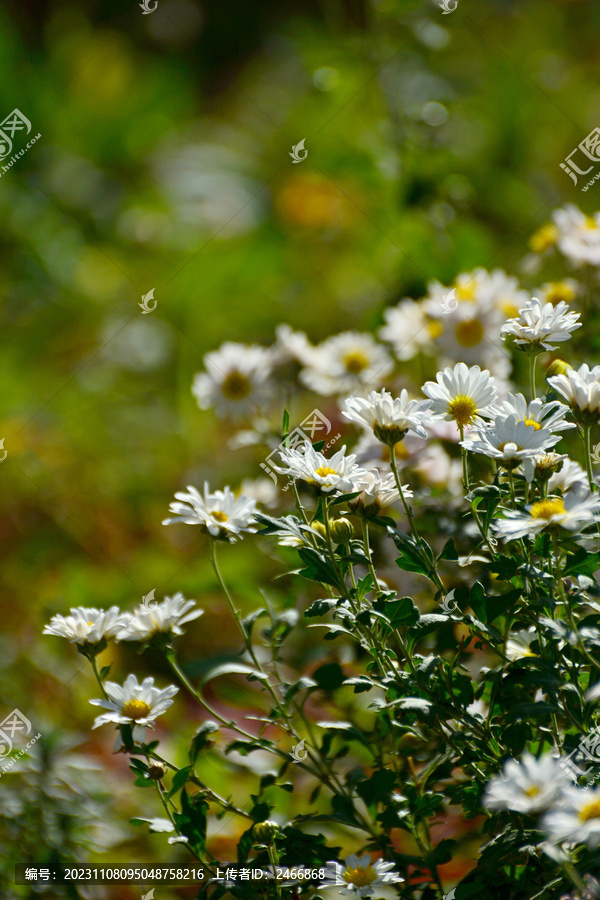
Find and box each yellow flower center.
[545,282,575,305]
[585,216,598,230]
[343,865,377,887]
[523,418,542,430]
[121,699,152,720]
[499,300,520,318]
[427,319,444,340]
[530,498,565,519]
[221,370,251,400]
[529,223,557,253]
[448,395,478,427]
[455,320,483,348]
[579,799,600,822]
[454,282,476,301]
[343,350,369,374]
[314,466,337,478]
[525,785,540,797]
[211,511,229,523]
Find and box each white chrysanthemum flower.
[541,786,600,849]
[299,332,393,396]
[549,458,590,495]
[422,363,498,429]
[275,441,368,495]
[320,854,403,897]
[483,753,571,814]
[505,628,538,661]
[492,393,575,434]
[501,297,581,351]
[548,364,600,422]
[43,607,129,649]
[537,279,578,307]
[269,324,314,366]
[493,489,600,541]
[342,389,432,444]
[462,415,560,469]
[239,477,280,509]
[378,298,434,361]
[163,482,258,542]
[192,342,273,418]
[90,674,178,742]
[348,469,405,516]
[118,593,203,642]
[553,204,600,268]
[424,269,529,321]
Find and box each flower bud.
[330,517,353,544]
[373,423,407,446]
[311,521,327,539]
[146,762,168,780]
[252,820,280,843]
[546,359,569,378]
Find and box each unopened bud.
[146,763,167,780]
[330,517,353,544]
[311,521,327,539]
[373,423,407,446]
[546,359,569,378]
[252,820,280,843]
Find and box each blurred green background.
[2,0,600,895]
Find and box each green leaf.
[200,662,269,686]
[189,721,219,764]
[313,663,345,691]
[282,408,290,438]
[438,538,459,561]
[166,765,192,800]
[305,598,339,617]
[355,769,396,805]
[297,547,341,587]
[382,596,420,628]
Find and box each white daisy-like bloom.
[523,452,569,485]
[505,628,538,661]
[90,674,179,742]
[319,854,403,897]
[348,469,404,516]
[493,489,600,541]
[275,441,369,495]
[269,324,314,367]
[118,593,203,642]
[422,363,498,430]
[43,607,129,649]
[536,279,578,307]
[548,459,590,495]
[492,393,575,434]
[548,364,600,421]
[299,332,393,396]
[239,477,279,509]
[553,204,600,268]
[500,297,581,351]
[483,753,571,814]
[541,786,600,849]
[342,389,432,444]
[462,415,560,469]
[163,482,258,542]
[424,268,529,322]
[191,341,273,418]
[378,298,434,361]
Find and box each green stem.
[529,353,537,401]
[90,654,109,699]
[584,424,597,492]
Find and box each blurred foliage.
[2,0,600,896]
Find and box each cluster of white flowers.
[484,752,600,852]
